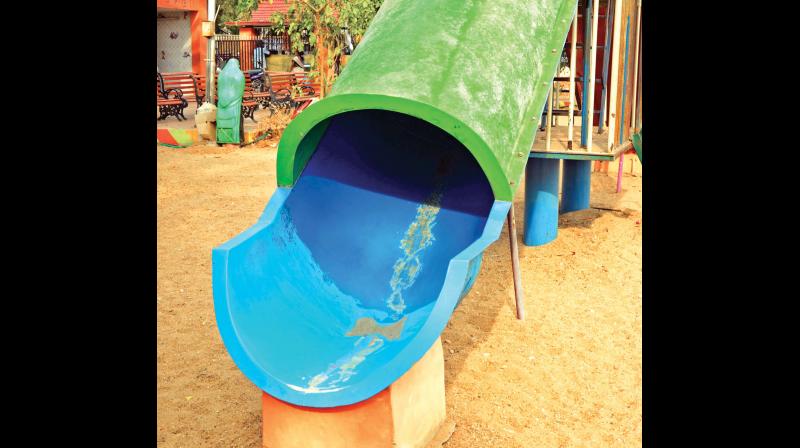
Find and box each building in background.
[224,0,293,54]
[157,0,208,74]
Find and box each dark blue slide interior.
[219,109,497,405]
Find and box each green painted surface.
[216,59,245,144]
[277,0,578,201]
[157,142,185,149]
[632,129,642,164]
[171,129,198,147]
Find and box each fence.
[215,39,263,71]
[217,30,318,69]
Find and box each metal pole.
[567,12,577,150]
[607,0,623,152]
[585,0,599,152]
[636,31,642,131]
[507,204,525,320]
[546,83,553,151]
[206,0,218,104]
[598,0,614,134]
[580,0,591,148]
[630,0,642,132]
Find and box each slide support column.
[523,157,560,246]
[561,159,591,213]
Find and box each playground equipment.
[212,0,640,445]
[525,0,642,245]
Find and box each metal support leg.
[507,204,525,320]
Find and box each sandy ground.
[157,138,642,447]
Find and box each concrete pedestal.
[195,102,217,141]
[262,338,446,448]
[523,158,560,246]
[560,159,591,213]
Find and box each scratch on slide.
[299,160,450,394]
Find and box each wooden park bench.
[188,70,321,121]
[290,71,321,102]
[267,71,321,112]
[287,72,321,118]
[157,72,188,121]
[261,72,299,115]
[160,72,203,111]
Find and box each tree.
[216,0,261,33]
[269,0,383,97]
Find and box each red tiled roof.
[225,0,293,26]
[251,0,292,22]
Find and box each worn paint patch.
[297,164,450,394]
[386,185,444,316]
[299,335,386,393]
[347,316,408,341]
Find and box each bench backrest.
[194,72,259,104]
[267,71,321,98]
[267,72,294,92]
[191,70,321,100]
[160,72,200,101]
[291,72,321,95]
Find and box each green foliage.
[216,0,261,32]
[268,0,384,92]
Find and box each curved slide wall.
[214,0,577,407]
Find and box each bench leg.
[158,105,176,121]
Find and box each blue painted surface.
[560,159,591,213]
[618,16,631,146]
[213,110,510,407]
[580,0,592,147]
[598,0,613,133]
[523,157,560,246]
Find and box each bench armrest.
[273,88,292,101]
[162,88,184,100]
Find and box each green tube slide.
[214,0,579,408]
[278,0,578,201]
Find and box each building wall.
[157,0,207,74]
[157,11,192,72]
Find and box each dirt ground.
[157,138,642,447]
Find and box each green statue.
[216,58,245,144]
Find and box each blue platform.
[213,110,510,407]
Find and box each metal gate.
[215,34,292,71]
